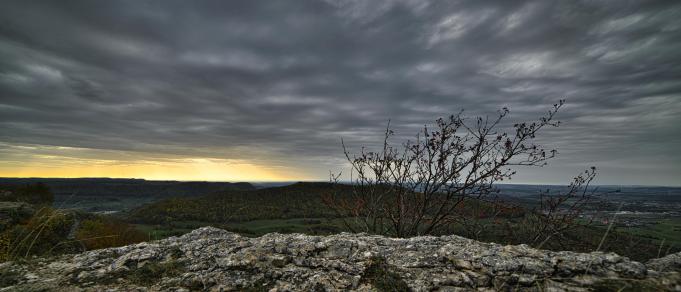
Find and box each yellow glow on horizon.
[0,155,306,182]
[0,142,316,181]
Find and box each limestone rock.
[2,227,680,291]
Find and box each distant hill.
[0,178,255,198]
[0,178,256,213]
[125,182,523,225]
[127,182,352,224]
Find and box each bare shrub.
[506,167,599,248]
[323,100,595,238]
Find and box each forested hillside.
[127,182,348,224]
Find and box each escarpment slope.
[3,227,680,291]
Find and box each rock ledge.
[2,227,680,291]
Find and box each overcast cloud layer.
[1,1,680,185]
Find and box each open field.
[621,218,681,247]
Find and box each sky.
[0,1,680,185]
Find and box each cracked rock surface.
[2,227,680,291]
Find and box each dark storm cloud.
[1,0,680,184]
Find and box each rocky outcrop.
[2,227,680,291]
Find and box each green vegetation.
[0,183,53,205]
[0,178,256,213]
[0,207,148,262]
[76,217,147,250]
[0,201,35,232]
[0,184,148,262]
[123,182,680,261]
[2,181,679,264]
[620,218,681,246]
[126,182,349,224]
[476,220,678,262]
[0,207,79,261]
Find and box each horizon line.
[1,176,680,188]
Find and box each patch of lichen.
[0,266,21,287]
[241,277,276,292]
[125,260,186,286]
[362,256,411,292]
[75,259,188,287]
[591,278,667,292]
